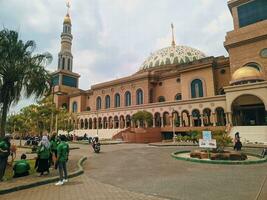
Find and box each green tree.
[132,111,153,127]
[0,29,52,137]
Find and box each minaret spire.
[66,0,70,15]
[171,23,176,47]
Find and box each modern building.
[53,0,267,143]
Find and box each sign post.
[199,131,217,159]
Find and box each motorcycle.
[92,137,101,153]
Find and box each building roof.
[139,45,206,71]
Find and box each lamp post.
[172,108,176,143]
[96,110,99,137]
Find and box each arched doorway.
[154,112,161,127]
[192,109,201,127]
[232,94,267,126]
[215,107,226,126]
[203,108,212,126]
[181,110,190,127]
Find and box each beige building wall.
[154,77,181,102]
[180,67,215,100]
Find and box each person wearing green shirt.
[0,135,11,182]
[13,154,30,178]
[36,136,50,176]
[55,135,69,186]
[50,134,59,167]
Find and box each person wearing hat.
[0,135,11,181]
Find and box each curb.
[0,156,87,195]
[171,151,267,165]
[70,141,123,146]
[149,143,198,147]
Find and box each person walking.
[36,136,51,176]
[55,135,69,186]
[13,154,30,178]
[0,135,11,181]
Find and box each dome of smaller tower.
[64,14,71,24]
[231,66,265,85]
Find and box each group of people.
[0,134,70,186]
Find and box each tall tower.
[58,2,73,71]
[52,1,80,108]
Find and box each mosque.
[52,0,267,143]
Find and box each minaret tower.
[58,1,73,71]
[52,1,80,91]
[52,1,80,109]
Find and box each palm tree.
[0,29,52,137]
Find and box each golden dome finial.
[64,0,71,24]
[171,23,176,47]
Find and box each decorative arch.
[96,96,102,110]
[125,91,131,107]
[72,102,78,113]
[215,107,226,126]
[181,110,190,127]
[154,112,161,127]
[114,93,120,108]
[105,95,111,109]
[191,79,204,98]
[203,108,212,126]
[192,109,201,127]
[136,89,144,105]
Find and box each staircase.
[58,129,124,140]
[230,126,267,144]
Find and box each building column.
[113,119,116,129]
[131,120,134,128]
[137,120,140,128]
[96,118,99,130]
[189,115,194,127]
[201,114,204,127]
[170,116,173,127]
[212,113,216,127]
[153,117,155,128]
[124,119,127,128]
[161,116,164,128]
[179,115,183,127]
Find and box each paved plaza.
[1,143,267,200]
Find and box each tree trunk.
[0,96,9,138]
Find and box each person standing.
[50,134,59,167]
[55,135,69,186]
[13,154,30,178]
[36,136,51,176]
[0,135,11,181]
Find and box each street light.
[172,108,176,143]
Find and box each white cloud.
[0,0,233,112]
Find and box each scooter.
[93,142,101,153]
[92,137,101,153]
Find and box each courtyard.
[1,143,266,200]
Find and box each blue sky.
[0,0,233,113]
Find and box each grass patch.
[3,159,36,181]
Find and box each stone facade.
[54,0,267,142]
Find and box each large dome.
[140,45,206,71]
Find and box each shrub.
[213,130,233,152]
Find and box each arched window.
[191,79,204,98]
[125,91,131,107]
[72,102,77,113]
[175,93,182,101]
[96,97,101,110]
[114,93,120,108]
[136,89,143,105]
[245,62,261,71]
[67,58,71,70]
[158,96,165,102]
[62,58,65,69]
[105,95,110,109]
